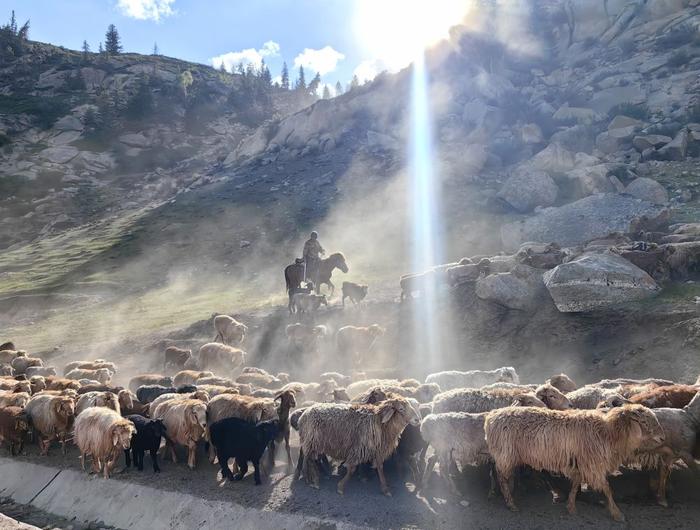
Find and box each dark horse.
[284,252,349,307]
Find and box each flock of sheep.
[1,311,700,523]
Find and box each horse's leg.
[327,279,334,297]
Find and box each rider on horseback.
[303,231,325,283]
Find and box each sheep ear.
[380,407,395,424]
[274,392,282,402]
[112,429,120,447]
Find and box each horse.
[284,253,348,306]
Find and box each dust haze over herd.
[1,0,700,528]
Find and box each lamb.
[0,406,30,456]
[63,360,116,376]
[0,391,30,408]
[341,281,368,306]
[24,394,75,455]
[128,374,173,392]
[172,370,211,387]
[484,404,665,521]
[336,325,385,366]
[432,388,549,414]
[629,384,699,408]
[147,389,210,417]
[44,377,81,392]
[297,396,421,495]
[75,391,121,416]
[0,350,24,365]
[546,373,577,393]
[198,343,246,374]
[425,367,520,391]
[210,417,279,485]
[164,347,192,371]
[136,384,197,404]
[124,415,167,473]
[291,292,328,315]
[25,366,56,378]
[213,314,248,346]
[65,368,111,384]
[11,356,43,375]
[73,407,135,479]
[152,398,208,469]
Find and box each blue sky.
[2,1,468,92]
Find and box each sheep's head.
[511,393,546,408]
[596,394,630,409]
[192,390,210,403]
[416,383,441,403]
[96,369,111,384]
[547,373,577,394]
[112,422,136,450]
[381,397,420,426]
[54,397,75,419]
[368,324,385,338]
[118,389,134,410]
[498,367,519,384]
[362,387,389,405]
[14,381,31,393]
[256,419,280,445]
[274,389,297,409]
[190,403,208,432]
[535,384,572,410]
[148,418,167,439]
[29,376,46,393]
[614,404,664,450]
[9,393,30,408]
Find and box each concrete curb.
[0,513,41,530]
[0,458,364,530]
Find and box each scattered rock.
[366,130,400,152]
[563,164,615,198]
[633,134,671,152]
[39,146,79,164]
[552,105,604,125]
[119,133,151,148]
[543,252,660,312]
[529,143,576,174]
[497,169,558,212]
[476,265,546,311]
[657,129,688,161]
[608,115,643,131]
[53,115,84,132]
[625,177,669,205]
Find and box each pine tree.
[81,40,90,61]
[98,42,104,54]
[322,85,331,99]
[219,63,227,73]
[335,81,343,96]
[236,62,245,76]
[152,42,159,56]
[260,59,272,86]
[104,24,122,55]
[16,19,28,41]
[349,74,360,91]
[281,62,289,90]
[9,10,16,34]
[308,72,321,96]
[296,66,306,90]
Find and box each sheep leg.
[285,432,293,473]
[168,441,177,464]
[439,453,460,497]
[421,454,439,492]
[496,466,518,512]
[39,437,49,456]
[376,461,392,497]
[208,441,217,464]
[150,448,160,473]
[656,462,672,507]
[565,470,581,515]
[80,453,86,472]
[234,459,248,481]
[407,455,421,486]
[293,448,304,481]
[337,464,356,495]
[219,454,234,480]
[488,462,497,498]
[601,480,624,522]
[253,457,263,485]
[187,442,196,469]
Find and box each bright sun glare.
[354,0,469,70]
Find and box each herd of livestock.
[1,311,700,523]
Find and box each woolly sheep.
[66,368,111,384]
[73,407,135,478]
[164,347,192,372]
[567,386,627,409]
[0,350,25,365]
[0,378,31,394]
[44,377,81,392]
[198,343,246,374]
[320,372,352,387]
[128,374,173,392]
[432,388,546,414]
[25,366,56,378]
[347,379,400,399]
[136,384,197,404]
[546,373,577,393]
[0,391,30,408]
[336,325,385,366]
[291,293,328,315]
[63,360,116,376]
[485,405,664,521]
[25,394,75,455]
[0,406,30,455]
[0,364,13,376]
[235,371,284,389]
[172,370,213,388]
[152,398,208,469]
[11,356,43,375]
[629,384,699,408]
[213,314,248,346]
[195,384,240,398]
[75,391,121,416]
[426,367,519,391]
[148,389,210,417]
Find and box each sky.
[1,0,470,93]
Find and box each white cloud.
[353,59,383,84]
[117,0,175,21]
[210,41,280,72]
[293,46,345,76]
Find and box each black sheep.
[136,384,197,404]
[124,415,167,472]
[209,417,279,485]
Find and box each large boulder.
[476,265,546,311]
[501,193,669,252]
[563,164,615,198]
[633,134,671,152]
[39,146,79,164]
[497,169,558,212]
[550,125,596,153]
[543,252,660,312]
[657,129,688,161]
[529,143,576,174]
[552,105,604,125]
[625,177,669,205]
[119,133,151,148]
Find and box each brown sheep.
[73,407,135,478]
[24,394,75,455]
[170,370,211,388]
[0,350,24,365]
[336,325,385,366]
[291,293,328,315]
[213,314,248,346]
[11,356,43,375]
[75,391,121,416]
[195,384,240,398]
[0,378,31,394]
[29,376,46,394]
[128,374,172,392]
[63,360,116,376]
[66,368,111,384]
[629,384,699,408]
[45,377,81,392]
[148,389,210,417]
[546,374,577,393]
[164,346,192,371]
[198,343,246,374]
[152,398,208,469]
[0,391,31,408]
[341,281,368,306]
[485,405,664,521]
[0,406,31,455]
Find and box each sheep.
[629,384,699,408]
[11,356,43,375]
[28,376,46,394]
[336,325,385,366]
[210,417,280,485]
[196,375,235,387]
[63,361,116,376]
[124,415,167,473]
[270,389,297,471]
[0,391,30,409]
[590,377,674,390]
[66,368,111,384]
[332,388,351,402]
[164,347,193,371]
[0,342,16,352]
[24,394,75,455]
[347,379,400,399]
[546,373,577,393]
[280,381,336,403]
[0,364,13,376]
[0,379,31,394]
[73,407,135,479]
[198,343,246,374]
[76,383,122,395]
[320,372,352,388]
[45,377,81,392]
[75,391,121,416]
[480,382,538,391]
[432,388,547,414]
[25,366,56,378]
[370,383,441,404]
[147,389,210,417]
[136,384,197,404]
[341,281,368,306]
[152,398,208,469]
[291,292,328,315]
[0,350,24,365]
[35,389,78,400]
[196,384,240,398]
[285,323,324,350]
[172,370,212,388]
[0,406,30,456]
[235,371,285,389]
[213,314,248,346]
[297,396,421,495]
[206,394,277,425]
[252,388,277,399]
[426,367,520,391]
[484,404,665,521]
[567,386,629,409]
[128,374,172,392]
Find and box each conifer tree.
[105,24,122,55]
[296,66,306,90]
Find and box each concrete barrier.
[0,513,41,530]
[0,458,364,529]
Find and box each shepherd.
[303,231,325,285]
